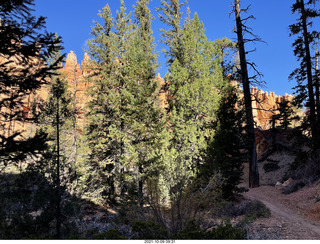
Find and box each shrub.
[263,162,280,172]
[132,220,168,239]
[93,229,127,240]
[244,200,271,221]
[211,221,247,240]
[173,220,246,240]
[219,199,270,221]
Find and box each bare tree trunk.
[234,0,259,187]
[315,41,320,135]
[300,0,317,147]
[138,165,144,208]
[56,84,61,239]
[72,62,78,171]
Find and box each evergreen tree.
[201,84,245,200]
[314,40,320,128]
[38,43,79,238]
[289,0,320,148]
[124,0,165,208]
[158,2,227,231]
[157,0,187,65]
[0,0,63,166]
[85,1,164,207]
[85,3,122,202]
[275,99,299,130]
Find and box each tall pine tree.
[158,1,227,231]
[0,0,63,166]
[289,0,320,148]
[124,0,165,208]
[85,1,164,207]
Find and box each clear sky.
[34,0,319,96]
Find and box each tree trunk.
[56,87,61,239]
[138,165,144,208]
[315,41,320,139]
[234,0,259,187]
[300,0,317,148]
[72,62,78,173]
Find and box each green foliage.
[201,85,246,199]
[93,229,127,240]
[158,10,225,198]
[289,0,320,148]
[241,200,271,222]
[132,220,168,239]
[0,0,63,166]
[275,99,300,130]
[84,0,165,207]
[0,169,82,239]
[106,229,128,240]
[156,0,186,64]
[173,220,246,240]
[263,162,280,172]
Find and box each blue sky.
[34,0,318,96]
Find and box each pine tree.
[85,3,121,202]
[125,0,165,208]
[0,0,63,166]
[315,40,320,127]
[38,44,78,238]
[85,1,164,207]
[158,2,227,231]
[202,84,245,200]
[289,0,320,148]
[157,0,187,65]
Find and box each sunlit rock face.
[59,51,93,130]
[0,46,48,139]
[2,50,302,139]
[250,86,294,130]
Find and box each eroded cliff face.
[251,87,294,130]
[59,51,92,129]
[2,50,301,138]
[0,48,48,139]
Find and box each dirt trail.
[243,185,320,239]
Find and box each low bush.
[132,220,168,239]
[244,200,271,221]
[263,162,280,172]
[93,228,127,240]
[219,199,270,221]
[173,220,246,240]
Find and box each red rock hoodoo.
[1,50,300,138]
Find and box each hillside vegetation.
[1,0,320,240]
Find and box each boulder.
[282,178,294,188]
[275,181,283,190]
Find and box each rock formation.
[59,51,92,129]
[1,50,302,139]
[0,47,48,139]
[251,86,294,130]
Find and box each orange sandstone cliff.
[250,87,295,130]
[1,50,300,138]
[59,51,92,129]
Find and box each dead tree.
[234,0,260,187]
